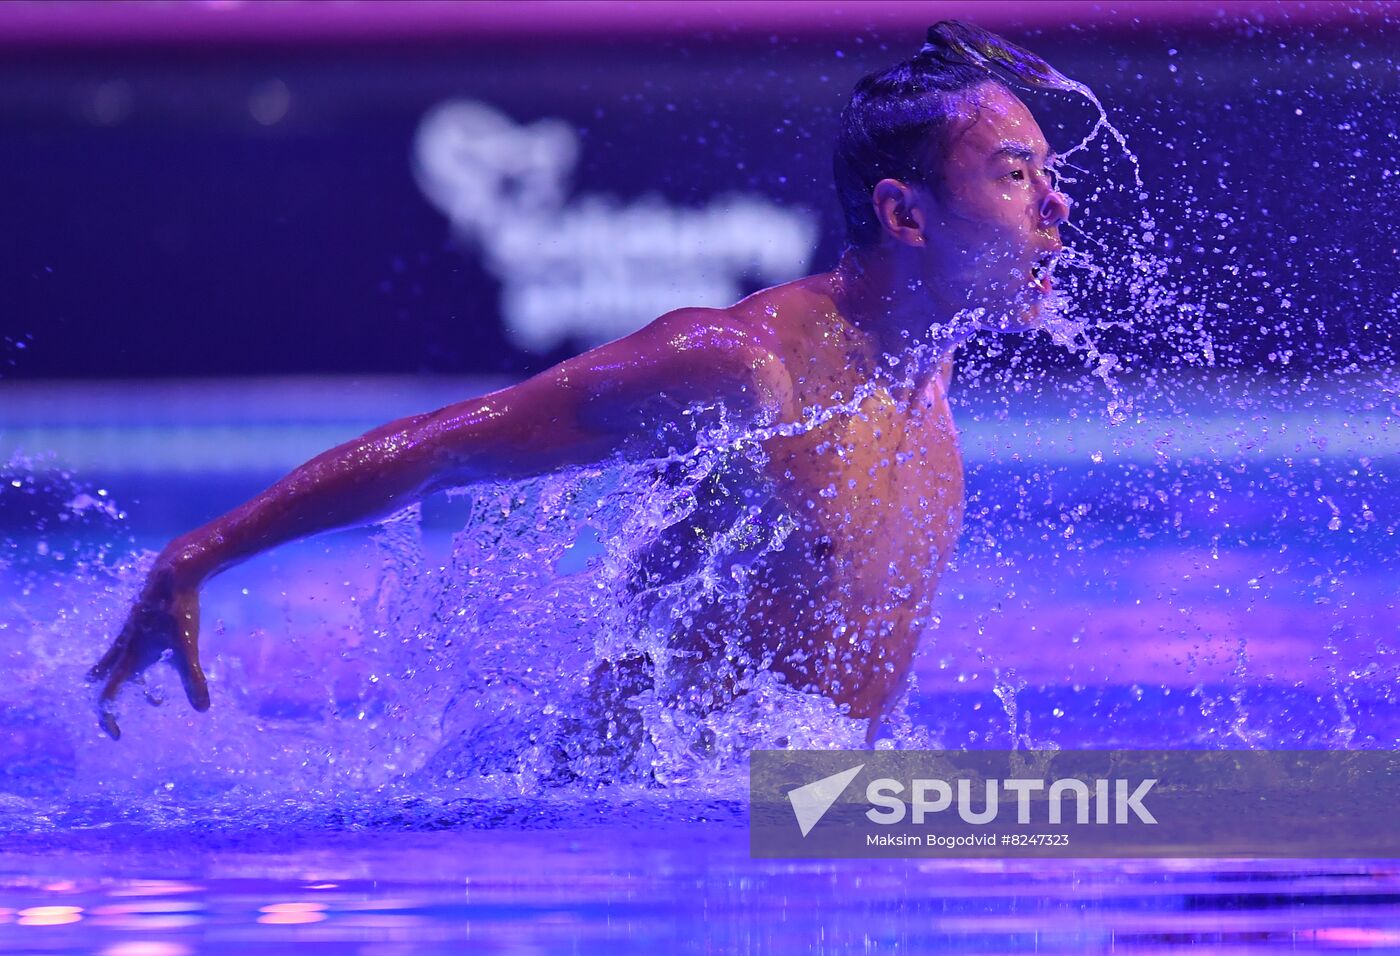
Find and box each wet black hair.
[834,21,1074,248]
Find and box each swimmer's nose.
[1040,189,1071,228]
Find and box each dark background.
[2,3,1396,382]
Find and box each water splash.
[2,29,1397,831]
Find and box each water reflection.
[257,901,327,925]
[0,835,1396,954]
[18,904,83,926]
[98,944,193,956]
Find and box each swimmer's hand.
[87,559,209,740]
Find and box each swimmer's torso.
[631,278,965,720]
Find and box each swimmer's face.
[915,82,1070,331]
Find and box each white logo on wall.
[413,100,821,352]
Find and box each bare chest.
[763,386,965,592]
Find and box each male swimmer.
[90,22,1072,742]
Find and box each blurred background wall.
[2,0,1394,383]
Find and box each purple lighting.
[0,0,1391,47]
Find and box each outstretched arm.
[88,309,792,738]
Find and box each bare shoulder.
[639,303,780,358]
[562,275,836,421]
[647,273,832,347]
[631,302,798,417]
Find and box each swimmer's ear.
[871,178,927,249]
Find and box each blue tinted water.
[2,375,1397,951]
[3,825,1399,953]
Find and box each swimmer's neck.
[826,245,975,389]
